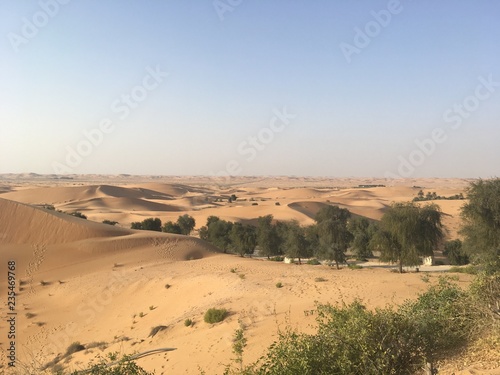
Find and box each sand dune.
[0,198,131,245]
[132,182,214,197]
[60,196,183,212]
[0,184,176,205]
[0,176,492,374]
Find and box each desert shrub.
[226,276,491,375]
[69,211,87,219]
[148,325,167,338]
[467,273,500,328]
[85,341,108,350]
[184,318,193,327]
[204,308,228,324]
[307,258,321,265]
[314,277,327,282]
[65,342,85,356]
[269,256,284,262]
[252,309,426,374]
[68,354,153,375]
[348,263,363,270]
[102,220,118,226]
[448,265,478,274]
[400,277,475,362]
[131,217,162,231]
[162,221,182,234]
[275,282,283,288]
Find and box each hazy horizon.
[1,1,499,179]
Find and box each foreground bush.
[204,308,228,324]
[223,274,499,375]
[68,355,154,374]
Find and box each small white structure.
[422,256,434,266]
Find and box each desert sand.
[0,175,496,374]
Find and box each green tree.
[257,215,282,258]
[372,202,443,273]
[203,216,233,252]
[315,206,353,269]
[460,179,500,272]
[162,221,182,234]
[230,223,257,257]
[131,218,162,232]
[176,214,196,235]
[305,224,320,256]
[199,225,209,241]
[443,239,469,266]
[348,217,377,260]
[283,221,311,264]
[131,222,143,230]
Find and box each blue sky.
[0,0,499,178]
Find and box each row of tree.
[128,179,500,274]
[413,190,464,202]
[198,206,379,268]
[131,214,196,235]
[198,202,467,273]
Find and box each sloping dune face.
[0,198,131,245]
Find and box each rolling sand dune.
[131,183,214,197]
[59,196,183,212]
[0,176,496,374]
[0,198,131,245]
[0,184,176,205]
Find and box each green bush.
[204,308,228,324]
[102,220,118,226]
[348,263,363,270]
[224,275,491,375]
[307,258,321,265]
[65,341,85,356]
[68,354,153,374]
[448,265,478,274]
[69,211,87,219]
[314,277,327,282]
[443,239,469,265]
[131,217,162,231]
